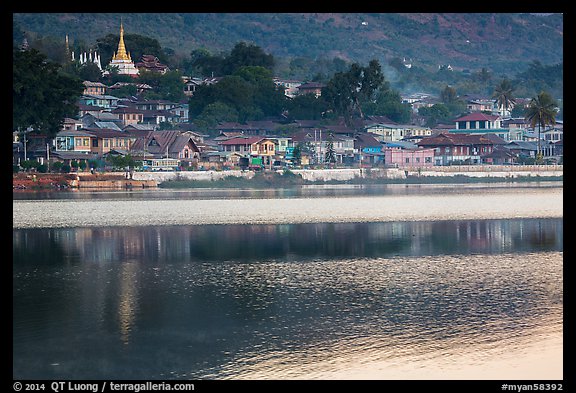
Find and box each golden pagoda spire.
[113,19,130,61]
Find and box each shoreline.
[13,169,563,192]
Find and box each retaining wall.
[127,165,562,184]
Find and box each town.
[13,21,563,180]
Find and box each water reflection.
[13,218,562,379]
[13,219,562,265]
[12,181,564,201]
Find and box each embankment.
[13,165,563,191]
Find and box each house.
[82,81,107,96]
[110,106,145,127]
[383,144,435,168]
[218,136,277,167]
[84,128,134,157]
[410,96,441,113]
[107,81,153,95]
[169,104,189,123]
[78,94,120,110]
[297,82,324,98]
[291,129,355,165]
[466,99,495,113]
[181,76,204,97]
[54,129,94,154]
[77,103,104,119]
[505,141,538,159]
[273,78,303,98]
[481,146,518,165]
[62,118,83,131]
[140,110,181,127]
[502,117,530,141]
[133,99,178,112]
[417,132,498,166]
[449,112,511,141]
[267,136,292,153]
[81,112,123,129]
[355,132,385,166]
[130,130,201,164]
[365,123,416,142]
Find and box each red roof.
[454,112,500,122]
[417,132,495,146]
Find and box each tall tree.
[322,60,384,127]
[492,79,517,117]
[13,48,84,138]
[222,42,275,75]
[324,134,336,165]
[525,91,558,163]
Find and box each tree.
[525,91,558,163]
[324,135,336,165]
[139,69,186,102]
[194,101,239,134]
[287,94,329,121]
[13,48,84,138]
[292,145,302,166]
[418,104,451,127]
[492,79,516,117]
[322,60,385,127]
[222,42,275,75]
[362,88,412,123]
[440,85,458,104]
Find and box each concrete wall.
[127,165,562,184]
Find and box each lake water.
[12,183,563,381]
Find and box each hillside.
[13,13,563,76]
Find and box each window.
[92,139,98,148]
[416,157,420,163]
[75,138,81,146]
[83,138,89,146]
[405,157,410,163]
[425,157,432,163]
[104,139,109,148]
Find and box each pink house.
[384,146,436,168]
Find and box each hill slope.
[13,13,563,75]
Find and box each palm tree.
[525,91,558,163]
[492,79,516,117]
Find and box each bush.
[61,164,71,173]
[13,165,20,173]
[20,159,39,171]
[37,164,48,173]
[51,162,63,172]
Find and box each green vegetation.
[13,48,84,138]
[525,91,559,162]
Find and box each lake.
[13,182,563,381]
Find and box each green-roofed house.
[450,112,511,141]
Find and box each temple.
[105,21,139,77]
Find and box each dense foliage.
[13,48,84,138]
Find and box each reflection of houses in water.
[118,262,138,345]
[42,218,562,266]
